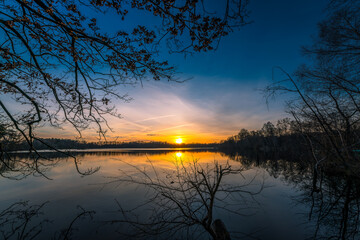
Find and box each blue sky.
[39,0,329,142]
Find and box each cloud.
[105,77,282,141]
[36,75,285,142]
[136,115,176,123]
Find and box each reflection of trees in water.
[1,145,100,179]
[1,157,263,240]
[227,153,312,186]
[1,150,102,180]
[0,201,95,240]
[0,155,61,180]
[106,159,264,240]
[0,201,49,240]
[299,174,360,240]
[4,150,360,239]
[226,152,360,240]
[1,150,214,179]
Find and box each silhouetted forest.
[220,116,360,179]
[3,138,217,152]
[219,118,312,161]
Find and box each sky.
[38,0,329,143]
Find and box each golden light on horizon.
[175,138,183,144]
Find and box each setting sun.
[175,138,183,144]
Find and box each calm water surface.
[0,149,355,239]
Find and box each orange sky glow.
[36,80,284,143]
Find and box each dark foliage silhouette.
[0,0,249,177]
[219,118,312,162]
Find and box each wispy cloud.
[147,133,162,136]
[37,76,284,142]
[154,124,193,132]
[135,115,176,123]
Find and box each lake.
[0,149,357,239]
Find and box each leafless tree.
[106,158,264,240]
[265,0,360,177]
[0,0,250,176]
[0,201,49,240]
[293,169,360,240]
[0,201,95,240]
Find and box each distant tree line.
[4,138,217,151]
[219,118,312,161]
